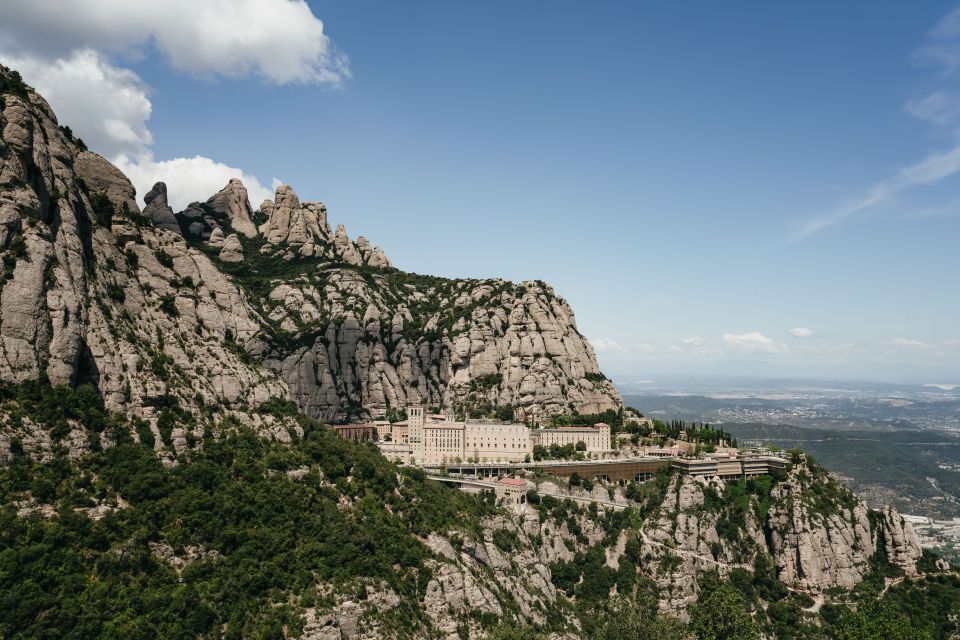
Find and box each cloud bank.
[0,0,349,86]
[0,0,348,209]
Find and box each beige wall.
[421,425,465,465]
[530,425,611,452]
[465,423,532,463]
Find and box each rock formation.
[0,64,620,426]
[206,178,258,238]
[143,182,181,234]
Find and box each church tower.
[408,405,425,462]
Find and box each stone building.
[494,477,530,513]
[330,424,376,442]
[530,423,611,452]
[393,405,614,466]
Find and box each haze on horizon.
[1,1,957,384]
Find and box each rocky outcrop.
[0,80,89,386]
[260,184,330,254]
[206,178,258,238]
[767,461,923,593]
[143,182,181,234]
[219,233,244,263]
[637,474,766,615]
[768,473,874,593]
[267,275,620,421]
[0,66,286,446]
[875,506,923,575]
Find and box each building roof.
[497,477,527,486]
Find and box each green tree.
[832,593,932,640]
[589,596,690,640]
[689,574,760,640]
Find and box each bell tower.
[409,405,425,462]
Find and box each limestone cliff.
[0,64,621,428]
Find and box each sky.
[1,2,958,384]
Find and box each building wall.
[409,406,425,462]
[530,425,611,452]
[465,423,532,463]
[421,424,466,465]
[377,442,412,464]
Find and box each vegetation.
[0,380,499,639]
[689,572,760,640]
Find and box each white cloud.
[115,155,274,212]
[791,145,960,240]
[0,0,349,86]
[722,331,787,354]
[789,327,814,338]
[681,336,704,346]
[890,337,933,350]
[905,90,960,125]
[0,1,342,209]
[1,49,152,158]
[590,338,626,353]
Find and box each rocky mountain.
[0,65,956,640]
[0,64,620,427]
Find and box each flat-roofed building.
[373,420,392,441]
[715,458,743,478]
[671,458,719,477]
[741,455,788,477]
[377,442,412,464]
[421,422,467,465]
[641,446,677,458]
[530,424,611,452]
[330,424,376,442]
[465,422,531,463]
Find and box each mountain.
[0,65,957,640]
[0,65,619,426]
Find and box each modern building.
[672,454,787,479]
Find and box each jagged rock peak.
[260,184,329,253]
[355,235,392,268]
[257,184,392,268]
[142,182,181,234]
[206,178,258,238]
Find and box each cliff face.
[0,65,621,426]
[292,468,925,638]
[625,461,924,618]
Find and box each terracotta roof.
[497,477,527,486]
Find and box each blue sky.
[2,2,959,383]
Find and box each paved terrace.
[426,475,630,511]
[423,457,672,482]
[423,455,788,483]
